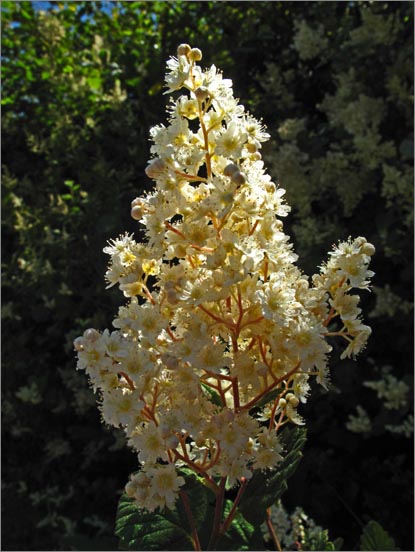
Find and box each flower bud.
[286,393,299,407]
[194,86,210,102]
[361,242,376,256]
[354,237,367,248]
[131,205,143,220]
[83,328,100,342]
[73,336,85,351]
[231,171,246,186]
[125,480,138,498]
[250,152,262,161]
[177,43,191,56]
[278,398,287,409]
[188,48,202,62]
[145,158,166,179]
[224,163,239,177]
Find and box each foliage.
[115,482,257,551]
[2,1,413,550]
[238,427,307,527]
[115,428,305,551]
[359,520,399,551]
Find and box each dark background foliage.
[2,1,413,550]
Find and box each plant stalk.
[180,489,202,551]
[207,476,227,550]
[266,507,282,551]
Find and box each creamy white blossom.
[74,44,374,513]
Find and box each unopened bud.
[286,393,299,407]
[278,398,287,409]
[131,197,141,208]
[231,171,246,186]
[84,328,100,342]
[354,237,367,248]
[131,205,142,220]
[188,48,202,62]
[125,480,138,498]
[194,86,209,101]
[177,43,191,56]
[145,158,165,179]
[361,242,375,256]
[250,152,262,161]
[73,336,85,351]
[224,163,239,177]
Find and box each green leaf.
[115,469,216,551]
[359,520,399,551]
[87,76,102,90]
[216,500,261,551]
[115,468,264,551]
[115,493,193,551]
[238,426,307,526]
[201,383,223,407]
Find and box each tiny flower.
[215,121,248,159]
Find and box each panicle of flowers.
[74,44,375,513]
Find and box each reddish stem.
[221,477,248,534]
[266,507,282,551]
[241,362,301,411]
[180,490,202,551]
[207,477,226,550]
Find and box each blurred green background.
[2,1,413,550]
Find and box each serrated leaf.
[115,469,217,551]
[216,500,259,551]
[359,520,399,551]
[115,468,265,551]
[238,426,307,526]
[115,494,193,551]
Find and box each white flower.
[74,44,374,510]
[147,464,185,510]
[215,121,248,159]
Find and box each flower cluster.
[262,500,327,550]
[346,365,412,438]
[74,44,374,512]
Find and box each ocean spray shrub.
[74,45,374,549]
